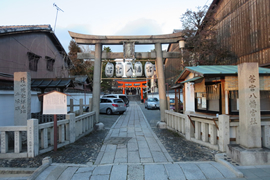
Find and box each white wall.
[0,90,40,126]
[0,90,93,126]
[67,93,93,112]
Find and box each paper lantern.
[115,62,123,77]
[125,62,133,77]
[105,62,114,77]
[145,62,154,77]
[134,61,143,77]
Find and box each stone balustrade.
[229,118,270,149]
[165,110,186,136]
[165,111,270,152]
[0,112,95,158]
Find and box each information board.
[43,91,67,114]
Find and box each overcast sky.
[0,0,211,52]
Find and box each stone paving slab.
[95,102,173,165]
[34,162,244,180]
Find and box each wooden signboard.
[41,91,68,152]
[43,91,67,115]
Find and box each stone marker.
[14,72,31,126]
[238,62,261,148]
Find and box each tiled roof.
[176,65,270,82]
[0,25,52,34]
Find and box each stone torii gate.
[69,31,184,127]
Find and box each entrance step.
[35,161,240,180]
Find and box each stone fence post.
[218,115,230,152]
[66,113,76,143]
[184,111,194,140]
[89,98,93,112]
[27,119,39,157]
[70,99,74,113]
[262,125,270,148]
[80,99,83,115]
[166,96,170,110]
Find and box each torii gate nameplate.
[123,42,135,60]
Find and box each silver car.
[144,98,160,110]
[100,98,126,115]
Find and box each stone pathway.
[94,103,172,165]
[2,102,270,179]
[30,102,248,180]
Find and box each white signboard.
[43,91,67,114]
[202,97,207,108]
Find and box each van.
[102,94,129,106]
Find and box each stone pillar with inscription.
[238,62,261,148]
[14,72,31,126]
[27,119,39,157]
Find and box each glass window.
[106,99,112,103]
[196,92,207,110]
[100,99,107,103]
[229,90,270,113]
[114,99,124,103]
[170,99,175,103]
[195,83,221,113]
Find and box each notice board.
[43,91,67,114]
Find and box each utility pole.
[53,3,64,32]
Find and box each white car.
[100,98,126,115]
[102,94,129,106]
[144,98,160,110]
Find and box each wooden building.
[0,25,71,79]
[164,30,182,87]
[176,65,270,116]
[210,0,270,66]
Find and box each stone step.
[36,161,239,180]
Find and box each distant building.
[0,25,71,80]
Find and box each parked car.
[100,98,126,115]
[170,98,175,110]
[102,94,129,107]
[145,97,160,110]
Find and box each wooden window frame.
[27,52,41,71]
[45,56,55,72]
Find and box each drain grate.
[104,137,132,145]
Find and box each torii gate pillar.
[92,43,104,129]
[155,43,167,128]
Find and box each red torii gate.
[117,80,147,100]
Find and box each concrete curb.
[27,157,52,180]
[0,167,36,174]
[215,153,244,178]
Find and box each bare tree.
[68,40,94,82]
[181,5,237,65]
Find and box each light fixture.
[179,40,185,49]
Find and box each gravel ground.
[0,114,120,168]
[137,101,219,162]
[153,128,218,161]
[0,102,218,168]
